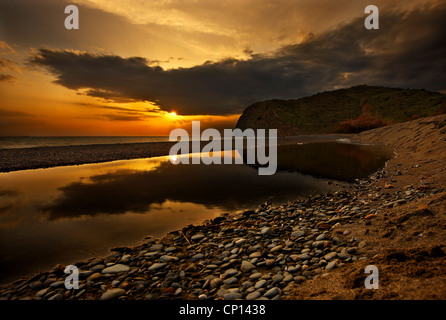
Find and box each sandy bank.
[285,114,446,299]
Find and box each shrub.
[434,102,446,115]
[335,114,387,133]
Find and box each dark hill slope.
[235,85,445,135]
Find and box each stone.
[90,264,105,272]
[312,241,325,248]
[148,263,167,271]
[175,288,183,296]
[160,255,179,262]
[210,278,223,289]
[263,287,279,299]
[224,292,242,300]
[223,277,238,285]
[48,293,63,300]
[294,276,307,283]
[112,280,121,287]
[101,288,126,300]
[325,260,338,270]
[291,230,305,238]
[254,279,267,289]
[191,234,205,241]
[249,272,263,280]
[225,268,239,276]
[249,252,262,259]
[283,274,293,282]
[260,227,272,235]
[272,274,284,283]
[235,238,247,246]
[270,245,283,253]
[29,280,42,290]
[246,291,262,300]
[191,253,205,260]
[297,253,311,260]
[79,270,93,279]
[324,252,337,261]
[35,288,50,297]
[338,253,350,260]
[240,260,255,273]
[101,264,130,274]
[87,272,102,281]
[49,281,64,288]
[147,244,163,252]
[316,233,326,241]
[265,259,275,267]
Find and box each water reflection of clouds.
[40,159,331,220]
[0,144,391,283]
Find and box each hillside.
[235,85,445,136]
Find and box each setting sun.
[170,112,177,117]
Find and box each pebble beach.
[0,114,445,300]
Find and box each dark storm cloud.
[0,74,16,82]
[29,2,446,115]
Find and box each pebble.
[260,227,272,235]
[223,277,239,285]
[225,269,239,276]
[324,252,337,261]
[291,230,305,238]
[148,244,163,252]
[35,288,49,297]
[48,293,63,301]
[101,264,130,274]
[249,272,263,280]
[325,261,338,270]
[224,292,242,300]
[246,291,262,300]
[240,261,255,273]
[29,281,42,290]
[148,263,167,271]
[160,255,179,262]
[263,287,279,299]
[101,288,126,300]
[191,234,205,241]
[255,279,267,289]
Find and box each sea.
[0,136,173,149]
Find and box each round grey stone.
[101,264,130,274]
[240,260,255,273]
[263,287,279,299]
[246,291,262,300]
[223,292,242,300]
[101,288,126,300]
[148,262,167,271]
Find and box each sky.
[0,0,445,136]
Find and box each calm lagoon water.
[0,142,392,283]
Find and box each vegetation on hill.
[235,85,445,135]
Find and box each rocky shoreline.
[0,167,441,301]
[0,114,445,300]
